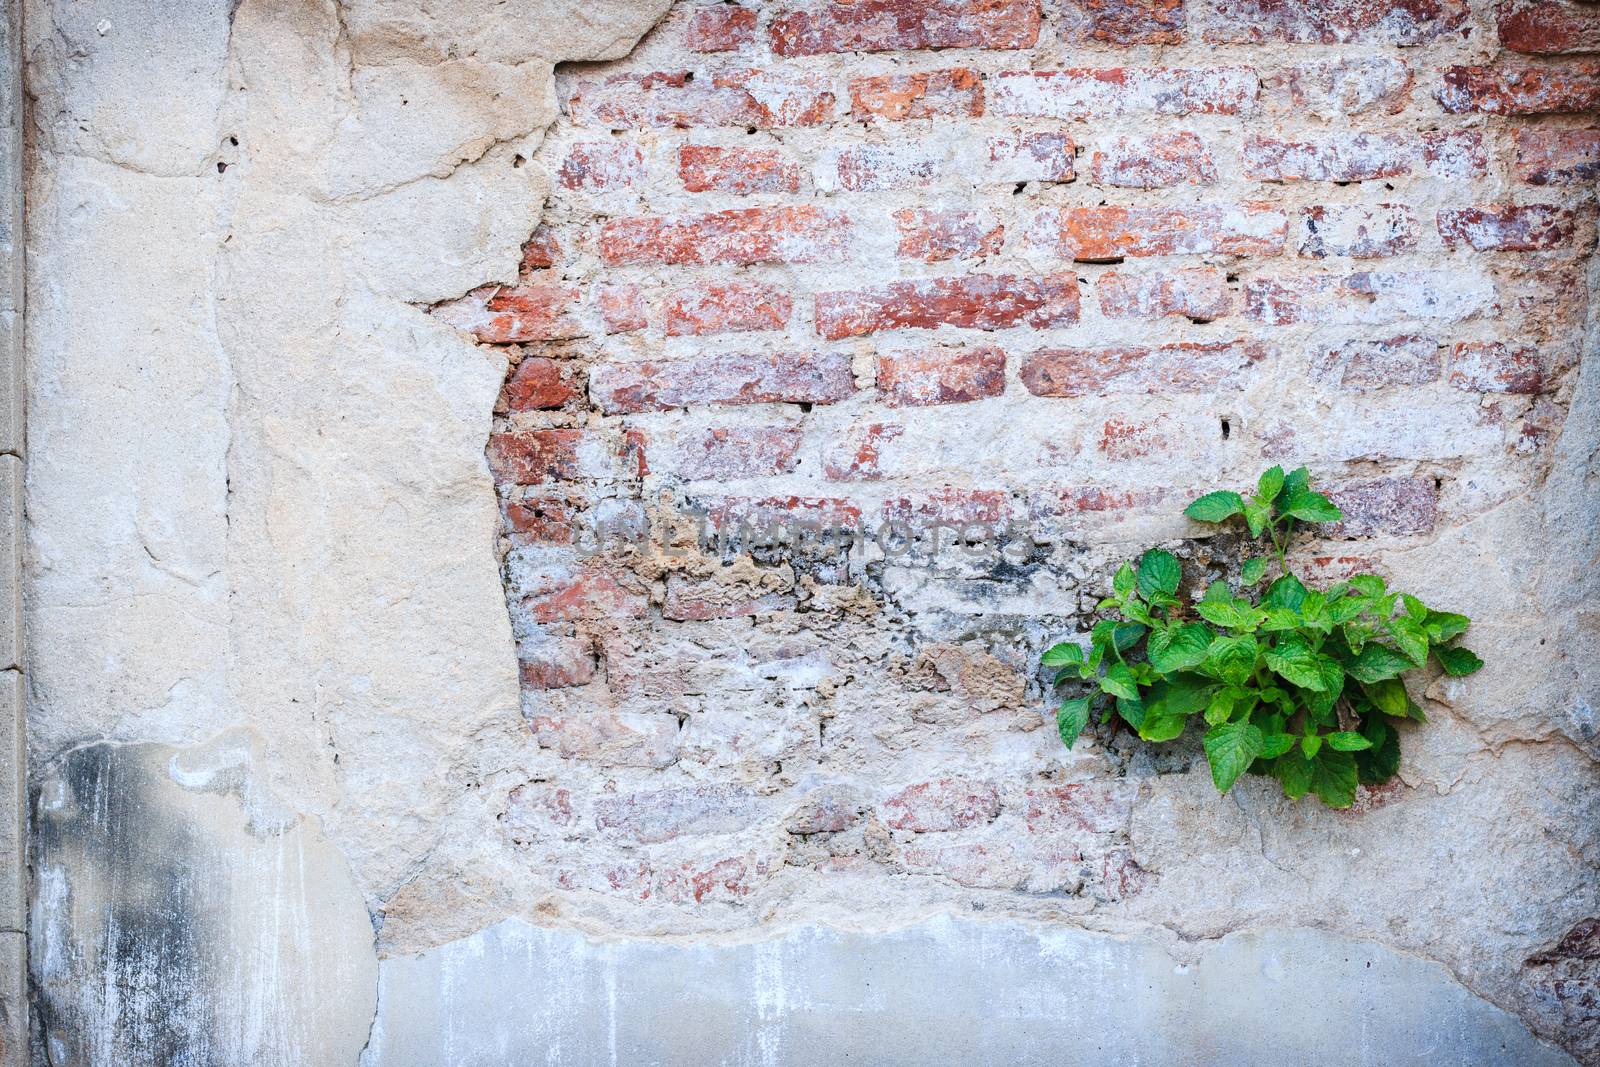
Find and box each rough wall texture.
[18,0,1600,1063]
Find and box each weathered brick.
[822,423,904,481]
[435,283,584,344]
[1203,0,1469,44]
[769,0,1041,56]
[814,274,1079,339]
[597,283,648,334]
[986,131,1075,182]
[1286,56,1413,118]
[894,207,1004,262]
[1311,335,1442,392]
[1245,271,1495,326]
[558,142,645,191]
[503,496,581,543]
[1097,414,1173,460]
[899,841,1027,889]
[664,282,792,336]
[1057,0,1185,43]
[1095,268,1232,321]
[488,429,583,485]
[1438,205,1578,252]
[702,495,863,531]
[992,67,1258,119]
[519,638,597,690]
[520,225,562,270]
[1091,131,1216,189]
[882,488,1010,526]
[1027,486,1171,524]
[877,346,1006,407]
[590,351,855,414]
[1024,783,1134,834]
[567,69,835,129]
[1449,341,1545,393]
[1022,341,1264,396]
[1515,128,1600,185]
[1421,130,1488,180]
[523,565,650,622]
[502,357,575,412]
[600,206,851,265]
[1297,204,1418,259]
[531,714,680,768]
[686,4,758,51]
[676,427,805,479]
[787,787,866,834]
[677,145,802,195]
[849,68,984,121]
[829,143,942,192]
[1325,477,1438,538]
[1244,133,1415,182]
[1499,1,1600,54]
[1030,204,1287,261]
[663,574,796,622]
[882,778,1001,832]
[1437,64,1600,114]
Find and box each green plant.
[1043,466,1482,809]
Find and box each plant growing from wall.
[1043,466,1482,809]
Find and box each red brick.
[663,574,797,621]
[677,145,801,195]
[849,68,984,121]
[1203,0,1469,44]
[1095,267,1232,322]
[1325,477,1438,538]
[503,496,580,543]
[1091,131,1216,189]
[1297,204,1418,259]
[831,143,942,192]
[434,283,584,344]
[600,206,851,266]
[882,488,1010,526]
[1024,783,1134,834]
[702,496,863,531]
[992,67,1258,120]
[1027,486,1171,527]
[1030,204,1287,261]
[1449,341,1545,394]
[523,566,649,623]
[894,208,1005,262]
[501,356,575,412]
[520,225,562,270]
[1499,1,1600,53]
[487,429,583,485]
[567,69,835,129]
[597,283,647,334]
[532,713,679,768]
[1057,0,1185,43]
[822,423,904,481]
[590,351,855,414]
[1422,130,1488,180]
[518,638,597,690]
[504,782,576,830]
[1022,341,1264,397]
[986,132,1076,182]
[1097,415,1173,460]
[1437,64,1600,114]
[1245,271,1494,326]
[1286,57,1413,118]
[882,778,1001,832]
[769,0,1041,56]
[558,142,644,191]
[1311,335,1442,391]
[686,4,758,51]
[814,274,1079,339]
[1438,205,1578,252]
[665,282,792,336]
[1515,128,1600,185]
[676,426,805,479]
[1244,133,1414,182]
[877,346,1006,408]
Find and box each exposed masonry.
[427,0,1600,1060]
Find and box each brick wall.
[436,0,1594,910]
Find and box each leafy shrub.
[1043,466,1482,809]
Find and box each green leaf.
[1260,733,1296,759]
[1424,611,1470,643]
[1301,734,1323,759]
[1203,579,1232,603]
[1057,697,1092,749]
[1139,713,1187,742]
[1355,717,1400,785]
[1309,749,1358,808]
[1281,489,1343,524]
[1273,752,1315,799]
[1116,695,1145,729]
[1257,465,1286,503]
[1196,598,1262,632]
[1136,549,1182,600]
[1243,499,1273,538]
[1387,616,1429,667]
[1204,688,1236,726]
[1281,466,1311,501]
[1160,674,1214,717]
[1241,557,1267,585]
[1329,594,1368,625]
[1147,623,1214,674]
[1042,642,1085,668]
[1100,663,1140,700]
[1185,491,1245,524]
[1113,562,1136,598]
[1435,644,1484,677]
[1326,731,1373,752]
[1207,634,1260,687]
[1263,574,1307,612]
[1401,594,1428,622]
[1348,574,1387,598]
[1362,678,1415,719]
[1347,643,1414,683]
[1204,721,1265,793]
[1113,622,1147,652]
[1265,635,1327,691]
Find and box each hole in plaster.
[1219,417,1232,441]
